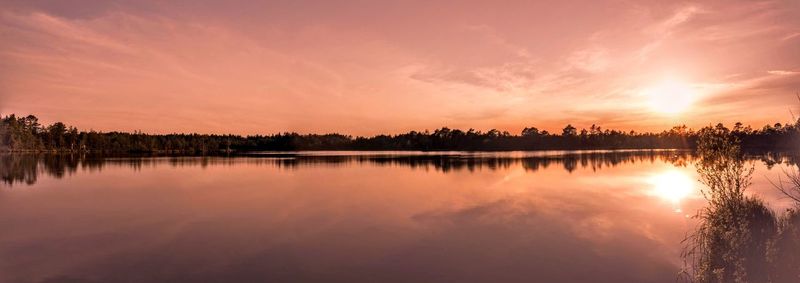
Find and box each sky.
[0,0,799,135]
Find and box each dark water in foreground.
[1,151,797,283]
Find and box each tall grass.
[770,164,800,282]
[681,124,800,282]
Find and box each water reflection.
[1,150,798,283]
[649,170,696,212]
[0,150,699,187]
[3,150,797,188]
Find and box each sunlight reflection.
[649,170,695,212]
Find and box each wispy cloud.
[768,70,798,76]
[1,0,799,134]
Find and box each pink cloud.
[0,0,799,135]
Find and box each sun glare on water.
[643,79,696,115]
[649,170,695,212]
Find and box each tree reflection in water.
[1,150,699,187]
[3,150,800,189]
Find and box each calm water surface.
[1,151,797,283]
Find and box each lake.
[1,150,797,283]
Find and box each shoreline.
[1,147,796,156]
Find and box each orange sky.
[1,0,799,135]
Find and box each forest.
[1,114,799,153]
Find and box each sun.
[642,79,696,115]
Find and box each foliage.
[1,114,799,153]
[771,210,800,282]
[695,124,754,208]
[682,124,800,283]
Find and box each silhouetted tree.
[521,127,540,137]
[1,114,798,153]
[562,124,577,137]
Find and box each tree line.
[1,114,799,153]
